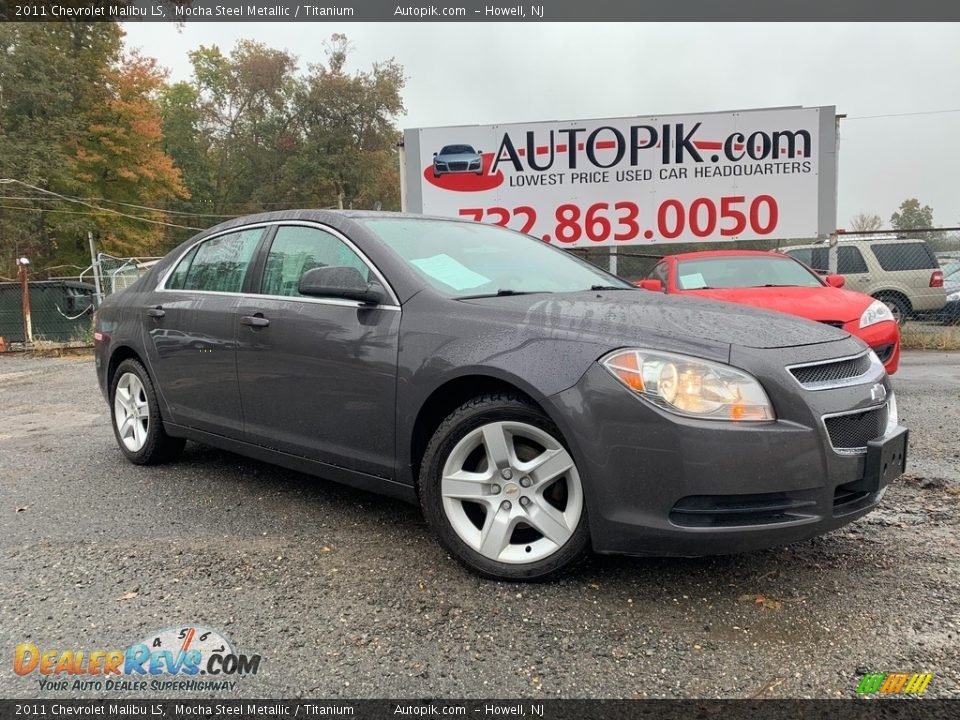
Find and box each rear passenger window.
[260,225,371,297]
[177,229,263,293]
[838,247,868,274]
[871,242,938,271]
[165,246,198,290]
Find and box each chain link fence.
[0,253,159,349]
[1,230,957,351]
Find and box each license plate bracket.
[858,426,909,493]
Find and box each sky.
[123,22,960,230]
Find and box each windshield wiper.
[590,284,632,291]
[456,289,551,299]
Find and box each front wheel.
[110,359,185,465]
[419,394,590,581]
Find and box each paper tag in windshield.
[679,272,707,289]
[411,254,490,291]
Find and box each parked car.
[432,144,483,176]
[781,237,945,325]
[95,211,907,581]
[940,263,960,324]
[636,250,901,374]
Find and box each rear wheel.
[419,394,590,581]
[876,293,910,326]
[110,359,185,465]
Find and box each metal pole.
[828,232,839,274]
[88,231,104,304]
[17,257,32,344]
[397,141,408,213]
[609,247,618,275]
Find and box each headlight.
[859,299,895,328]
[601,349,775,421]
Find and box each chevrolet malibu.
[95,211,908,581]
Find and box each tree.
[189,40,298,214]
[0,22,123,272]
[849,212,882,233]
[284,34,405,211]
[891,198,935,232]
[72,53,189,256]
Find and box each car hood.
[460,290,850,351]
[679,286,872,324]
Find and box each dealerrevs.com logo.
[14,625,261,693]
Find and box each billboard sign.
[402,106,837,246]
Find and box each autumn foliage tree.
[72,54,188,255]
[0,26,406,276]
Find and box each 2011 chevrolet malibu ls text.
[94,210,908,581]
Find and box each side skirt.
[163,422,418,504]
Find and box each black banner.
[1,0,959,22]
[1,700,959,720]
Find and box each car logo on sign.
[870,383,887,403]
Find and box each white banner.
[403,106,836,247]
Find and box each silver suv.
[782,237,946,324]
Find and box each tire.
[110,358,185,465]
[418,393,590,581]
[875,293,910,326]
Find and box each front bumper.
[844,319,900,374]
[545,347,904,557]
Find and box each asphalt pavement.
[0,351,957,699]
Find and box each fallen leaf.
[15,506,29,513]
[738,593,782,610]
[117,591,139,602]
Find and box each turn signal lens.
[601,349,775,422]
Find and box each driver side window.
[260,226,371,298]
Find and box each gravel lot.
[1,351,957,699]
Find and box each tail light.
[930,270,944,288]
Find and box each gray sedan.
[94,211,908,580]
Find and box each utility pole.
[17,256,32,345]
[88,231,104,305]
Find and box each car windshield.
[440,145,475,154]
[675,255,824,290]
[360,218,633,297]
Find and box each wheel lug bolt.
[520,497,531,508]
[491,484,501,494]
[500,468,513,480]
[520,476,532,487]
[501,501,512,511]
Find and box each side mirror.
[636,279,664,292]
[298,266,385,305]
[433,152,438,157]
[825,274,845,288]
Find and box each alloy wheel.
[440,421,583,564]
[114,372,150,453]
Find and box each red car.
[637,250,900,374]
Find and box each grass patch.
[900,325,960,351]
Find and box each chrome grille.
[789,353,872,388]
[824,405,888,452]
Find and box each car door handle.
[146,307,165,318]
[240,315,270,328]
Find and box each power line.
[846,108,960,120]
[0,179,205,230]
[0,194,240,219]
